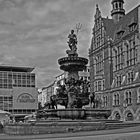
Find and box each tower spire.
[111,0,125,23]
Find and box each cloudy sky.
[0,0,139,88]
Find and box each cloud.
[0,0,139,88]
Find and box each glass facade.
[0,96,13,110]
[0,71,35,89]
[0,67,37,115]
[8,109,36,114]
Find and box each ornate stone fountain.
[57,29,89,109]
[4,30,112,135]
[38,29,111,120]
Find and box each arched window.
[127,71,134,84]
[126,44,129,63]
[126,91,128,104]
[119,3,122,9]
[114,94,116,105]
[113,93,120,106]
[137,88,140,103]
[116,94,120,105]
[114,49,117,70]
[113,4,115,9]
[126,112,134,121]
[94,56,97,75]
[128,91,132,104]
[125,37,136,67]
[114,43,123,71]
[102,95,108,107]
[115,112,121,120]
[124,90,132,105]
[115,3,118,9]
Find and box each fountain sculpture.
[4,29,112,135]
[56,29,89,109]
[37,29,111,120]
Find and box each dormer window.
[129,24,137,32]
[117,31,124,38]
[129,17,137,32]
[116,25,124,39]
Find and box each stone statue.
[67,30,77,53]
[54,77,90,109]
[89,92,95,108]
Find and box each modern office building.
[89,0,140,121]
[0,65,38,120]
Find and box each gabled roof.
[102,18,115,39]
[113,5,139,40]
[101,5,140,41]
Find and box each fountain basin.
[58,56,88,71]
[85,109,111,120]
[37,108,111,120]
[57,109,85,119]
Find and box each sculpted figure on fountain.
[66,29,78,56]
[54,77,91,108]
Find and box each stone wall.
[4,121,105,135]
[4,121,140,135]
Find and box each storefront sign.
[17,93,35,103]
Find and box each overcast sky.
[0,0,139,88]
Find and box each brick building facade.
[89,0,140,121]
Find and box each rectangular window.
[94,81,98,92]
[18,80,22,87]
[125,91,132,105]
[98,81,102,91]
[128,92,132,104]
[127,71,134,84]
[0,96,13,109]
[31,74,35,87]
[115,43,124,71]
[27,74,30,87]
[113,94,120,106]
[96,55,103,75]
[102,80,105,90]
[102,96,108,107]
[116,75,121,87]
[105,96,107,107]
[126,37,136,67]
